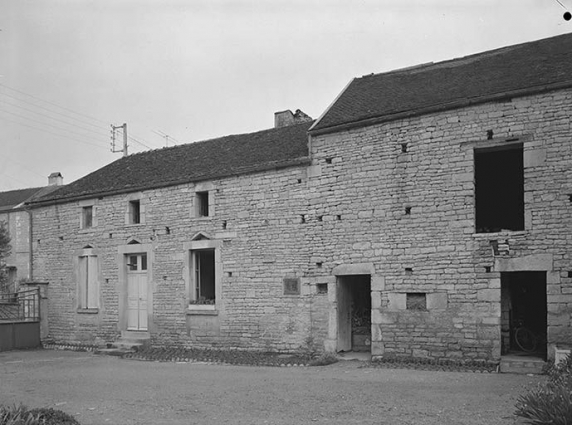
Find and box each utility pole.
[110,123,128,156]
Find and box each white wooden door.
[127,254,148,331]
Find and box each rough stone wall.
[31,166,330,353]
[0,210,31,286]
[307,88,572,362]
[31,88,572,361]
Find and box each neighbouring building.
[0,173,63,292]
[29,33,572,365]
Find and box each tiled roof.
[311,32,572,133]
[34,121,313,204]
[0,186,63,212]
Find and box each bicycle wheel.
[515,327,537,352]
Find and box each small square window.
[196,192,209,217]
[406,293,426,310]
[283,278,300,295]
[82,206,93,229]
[316,283,328,294]
[129,200,141,224]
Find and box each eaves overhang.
[309,80,572,137]
[27,156,311,208]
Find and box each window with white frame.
[78,252,99,310]
[185,237,221,309]
[191,249,215,304]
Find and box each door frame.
[117,242,154,333]
[495,253,555,360]
[126,253,149,331]
[331,263,375,353]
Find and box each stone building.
[0,173,63,292]
[29,33,572,365]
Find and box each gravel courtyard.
[0,349,541,425]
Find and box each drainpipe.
[26,207,33,282]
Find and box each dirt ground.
[0,349,541,425]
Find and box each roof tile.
[312,33,572,132]
[36,121,313,204]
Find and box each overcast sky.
[0,0,570,192]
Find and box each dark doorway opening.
[501,272,547,359]
[337,275,371,352]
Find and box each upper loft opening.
[475,144,524,233]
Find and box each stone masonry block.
[427,292,448,309]
[477,288,500,302]
[371,291,381,309]
[387,293,406,311]
[523,148,546,167]
[371,341,385,356]
[489,278,501,289]
[371,310,397,324]
[495,254,553,272]
[452,172,473,183]
[307,164,322,178]
[547,271,561,284]
[371,275,385,291]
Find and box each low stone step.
[500,357,545,374]
[94,347,134,357]
[111,340,145,350]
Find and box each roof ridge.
[358,32,568,80]
[123,120,315,158]
[312,32,572,133]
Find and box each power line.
[0,97,110,139]
[0,83,109,125]
[0,90,107,132]
[0,114,108,150]
[0,82,162,151]
[0,108,109,147]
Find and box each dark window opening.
[197,192,209,217]
[317,283,328,294]
[129,200,141,224]
[475,145,524,233]
[406,293,426,310]
[401,143,408,153]
[194,250,215,303]
[82,206,93,228]
[283,278,300,295]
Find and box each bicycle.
[514,325,538,352]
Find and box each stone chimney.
[48,172,63,186]
[274,109,312,128]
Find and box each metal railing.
[0,288,40,322]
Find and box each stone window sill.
[77,308,99,314]
[472,230,527,238]
[186,305,218,316]
[78,228,96,234]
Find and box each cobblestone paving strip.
[43,343,508,372]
